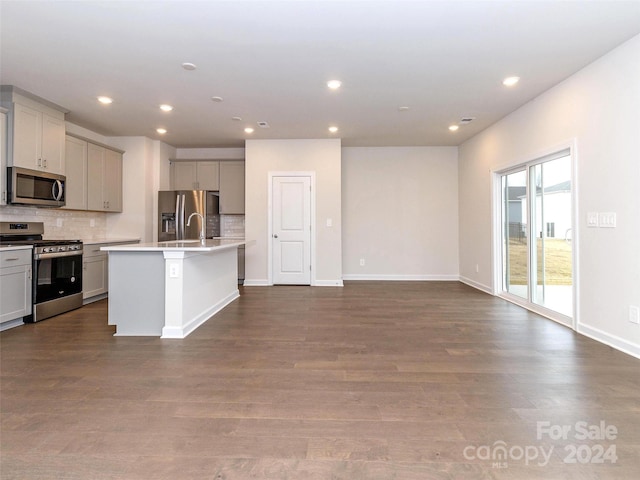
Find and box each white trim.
[577,323,640,360]
[242,279,271,286]
[343,274,459,282]
[459,276,494,295]
[498,292,573,328]
[315,279,344,287]
[268,171,316,286]
[161,289,239,339]
[0,318,24,331]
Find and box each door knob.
[273,234,278,238]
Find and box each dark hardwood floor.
[1,282,639,479]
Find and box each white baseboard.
[161,289,239,339]
[314,279,344,287]
[242,279,271,286]
[577,323,640,359]
[342,274,459,282]
[0,318,25,332]
[459,276,494,295]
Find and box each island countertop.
[100,238,247,253]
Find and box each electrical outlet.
[326,218,332,227]
[169,264,180,278]
[56,218,63,227]
[90,218,95,227]
[475,264,479,273]
[630,305,640,325]
[359,258,365,267]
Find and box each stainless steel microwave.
[7,167,66,207]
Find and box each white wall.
[458,34,640,356]
[244,139,342,286]
[105,137,175,243]
[342,147,459,280]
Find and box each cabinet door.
[196,161,220,190]
[87,143,105,211]
[172,161,198,190]
[12,102,41,169]
[1,111,6,205]
[83,255,108,299]
[104,149,122,212]
[63,136,88,210]
[0,264,32,323]
[40,113,65,174]
[219,161,245,214]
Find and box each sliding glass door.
[500,151,573,321]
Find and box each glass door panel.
[502,170,528,299]
[530,155,573,317]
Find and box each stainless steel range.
[0,222,83,322]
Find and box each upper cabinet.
[219,161,245,214]
[0,86,67,176]
[63,135,88,210]
[171,160,219,190]
[87,143,122,212]
[0,108,7,205]
[64,134,123,213]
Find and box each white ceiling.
[2,1,639,148]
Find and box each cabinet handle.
[28,267,32,280]
[43,159,48,168]
[4,257,20,261]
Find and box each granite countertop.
[101,238,248,253]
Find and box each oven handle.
[34,251,83,260]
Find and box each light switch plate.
[587,212,599,227]
[599,212,616,228]
[326,218,332,227]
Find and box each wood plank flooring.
[1,282,639,479]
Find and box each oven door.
[34,252,83,304]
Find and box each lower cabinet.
[83,241,139,303]
[0,248,32,329]
[83,244,108,301]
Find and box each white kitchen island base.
[103,240,245,338]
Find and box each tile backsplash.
[0,206,107,240]
[221,214,245,237]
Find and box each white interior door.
[272,176,311,285]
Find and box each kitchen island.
[101,238,247,338]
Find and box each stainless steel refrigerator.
[158,190,220,241]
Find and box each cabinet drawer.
[0,249,32,267]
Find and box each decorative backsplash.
[0,206,108,240]
[221,214,245,237]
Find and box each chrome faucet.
[186,212,205,241]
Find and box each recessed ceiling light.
[503,76,520,87]
[232,116,242,121]
[449,125,459,132]
[159,104,173,112]
[244,127,254,134]
[211,96,223,103]
[328,126,339,133]
[182,62,197,71]
[97,96,113,105]
[398,106,410,112]
[156,128,167,134]
[327,80,342,90]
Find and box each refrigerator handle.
[175,194,182,240]
[180,194,186,239]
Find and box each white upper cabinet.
[0,87,67,175]
[171,160,219,190]
[63,135,88,210]
[87,142,122,212]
